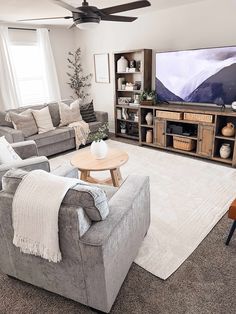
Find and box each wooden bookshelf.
[114,49,152,140]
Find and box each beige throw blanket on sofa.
[69,120,90,149]
[12,170,78,263]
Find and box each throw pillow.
[32,106,55,134]
[6,110,38,137]
[0,136,22,164]
[59,99,82,126]
[80,100,97,123]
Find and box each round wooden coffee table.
[71,148,129,187]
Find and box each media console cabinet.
[138,104,236,167]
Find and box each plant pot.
[90,140,108,160]
[121,129,126,134]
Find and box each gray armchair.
[0,141,78,189]
[0,141,49,189]
[0,171,150,313]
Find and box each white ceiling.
[0,0,205,26]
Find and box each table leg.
[117,168,122,181]
[80,170,89,181]
[110,169,120,187]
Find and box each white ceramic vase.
[117,56,128,73]
[145,112,153,126]
[90,140,108,160]
[219,143,231,159]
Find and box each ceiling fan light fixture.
[77,21,99,30]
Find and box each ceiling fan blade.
[101,0,151,15]
[18,16,72,22]
[101,15,137,22]
[52,0,83,13]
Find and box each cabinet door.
[198,124,214,157]
[155,119,166,147]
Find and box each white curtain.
[37,28,61,102]
[0,26,20,111]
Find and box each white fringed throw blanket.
[12,170,78,263]
[69,120,90,149]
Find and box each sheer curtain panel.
[37,28,61,102]
[0,26,20,111]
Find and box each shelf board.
[215,135,235,141]
[165,146,198,156]
[116,133,139,140]
[117,90,142,93]
[117,118,138,124]
[140,124,154,128]
[212,156,232,164]
[116,71,142,74]
[141,142,158,148]
[166,133,198,140]
[116,104,139,109]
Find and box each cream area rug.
[50,140,236,280]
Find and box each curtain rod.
[8,27,50,32]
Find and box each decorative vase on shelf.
[219,143,231,159]
[117,56,128,73]
[90,140,108,160]
[118,77,125,90]
[221,123,235,137]
[146,130,153,143]
[145,112,153,126]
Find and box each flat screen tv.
[155,46,236,106]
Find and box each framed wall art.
[94,53,110,83]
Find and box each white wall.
[72,0,236,131]
[49,26,76,100]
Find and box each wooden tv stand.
[139,104,236,167]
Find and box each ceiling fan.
[19,0,151,30]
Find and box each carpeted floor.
[0,137,235,313]
[0,214,235,314]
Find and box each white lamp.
[77,22,99,30]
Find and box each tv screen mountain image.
[156,46,236,105]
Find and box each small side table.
[71,148,129,187]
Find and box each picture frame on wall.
[94,53,110,83]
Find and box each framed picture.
[94,53,110,83]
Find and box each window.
[8,29,60,107]
[10,44,48,106]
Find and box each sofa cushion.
[0,136,22,164]
[32,107,55,134]
[6,110,38,137]
[59,99,82,126]
[48,102,60,127]
[27,127,74,147]
[80,101,97,123]
[88,121,102,133]
[3,169,109,222]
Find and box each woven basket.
[184,112,213,123]
[156,110,183,120]
[173,136,196,151]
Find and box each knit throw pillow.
[59,99,82,126]
[0,136,22,164]
[80,101,97,123]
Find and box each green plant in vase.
[89,123,109,160]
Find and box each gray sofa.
[0,100,108,157]
[0,140,77,189]
[0,170,150,313]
